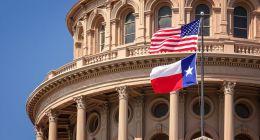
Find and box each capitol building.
[26,0,260,140]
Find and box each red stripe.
[151,74,183,94]
[149,47,196,54]
[153,33,179,37]
[151,37,197,42]
[150,42,197,48]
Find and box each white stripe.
[153,30,181,36]
[150,60,182,80]
[150,39,198,47]
[149,44,197,52]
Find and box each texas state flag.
[150,53,197,94]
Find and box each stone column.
[223,81,236,140]
[46,110,58,140]
[169,91,179,140]
[116,86,128,140]
[74,96,86,140]
[35,125,44,140]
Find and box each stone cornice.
[26,53,260,124]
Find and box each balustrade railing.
[55,62,77,75]
[45,39,260,80]
[84,50,118,65]
[235,43,260,55]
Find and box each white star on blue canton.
[185,66,194,77]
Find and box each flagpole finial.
[200,11,204,16]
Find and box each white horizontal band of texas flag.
[150,53,197,94]
[149,19,200,54]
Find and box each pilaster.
[135,96,144,140]
[101,102,109,140]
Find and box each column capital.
[34,125,44,137]
[223,81,236,95]
[74,96,86,109]
[170,91,179,95]
[116,86,128,100]
[45,109,58,122]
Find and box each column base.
[193,136,213,140]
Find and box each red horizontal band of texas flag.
[149,19,200,54]
[150,53,197,94]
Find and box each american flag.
[149,19,200,54]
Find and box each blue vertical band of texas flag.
[181,53,198,88]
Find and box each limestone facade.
[27,0,260,140]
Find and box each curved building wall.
[27,0,260,140]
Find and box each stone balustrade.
[44,39,260,81]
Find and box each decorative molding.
[223,81,236,95]
[73,96,86,109]
[116,86,128,100]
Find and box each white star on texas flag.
[185,66,193,77]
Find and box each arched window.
[234,6,247,38]
[195,4,210,36]
[158,6,172,29]
[235,134,251,140]
[99,24,105,51]
[124,12,135,44]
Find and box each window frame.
[194,4,211,36]
[157,6,172,30]
[233,6,248,38]
[124,12,136,44]
[99,23,105,52]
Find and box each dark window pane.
[158,6,172,29]
[233,7,247,38]
[203,16,210,26]
[234,7,247,16]
[152,102,168,118]
[125,23,135,34]
[125,12,135,43]
[195,4,210,36]
[151,133,169,140]
[125,13,135,23]
[195,4,210,14]
[158,17,172,28]
[99,25,105,51]
[235,103,251,118]
[193,102,211,116]
[125,34,135,44]
[159,6,172,16]
[235,134,251,140]
[89,115,99,133]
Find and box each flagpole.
[200,11,205,137]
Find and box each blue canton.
[181,19,200,37]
